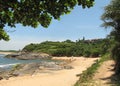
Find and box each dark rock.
[0,76,3,80]
[5,54,20,58]
[10,73,19,77]
[63,65,73,69]
[5,52,51,60]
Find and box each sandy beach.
[0,52,14,55]
[0,57,99,86]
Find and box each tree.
[0,0,94,41]
[101,0,120,75]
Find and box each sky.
[0,0,112,50]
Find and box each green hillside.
[23,38,113,57]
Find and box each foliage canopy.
[0,0,94,41]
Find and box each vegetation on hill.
[0,50,18,52]
[23,38,113,57]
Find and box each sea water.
[0,54,46,69]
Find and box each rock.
[10,61,68,75]
[0,69,20,80]
[12,63,40,75]
[3,75,10,80]
[5,52,51,60]
[0,61,73,78]
[63,65,73,69]
[0,76,3,80]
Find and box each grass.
[74,54,110,86]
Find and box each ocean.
[0,54,46,69]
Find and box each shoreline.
[0,57,99,86]
[0,52,14,55]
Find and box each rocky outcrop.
[11,61,73,75]
[0,61,73,80]
[5,52,51,60]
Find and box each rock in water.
[5,52,51,60]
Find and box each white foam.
[0,63,20,68]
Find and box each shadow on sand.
[98,64,120,86]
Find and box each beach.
[0,52,14,55]
[0,57,99,86]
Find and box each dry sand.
[93,60,115,86]
[0,52,14,55]
[0,57,99,86]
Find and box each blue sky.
[0,0,112,50]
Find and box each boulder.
[0,76,3,80]
[63,65,73,69]
[12,63,40,75]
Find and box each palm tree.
[101,0,120,75]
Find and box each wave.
[0,63,20,68]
